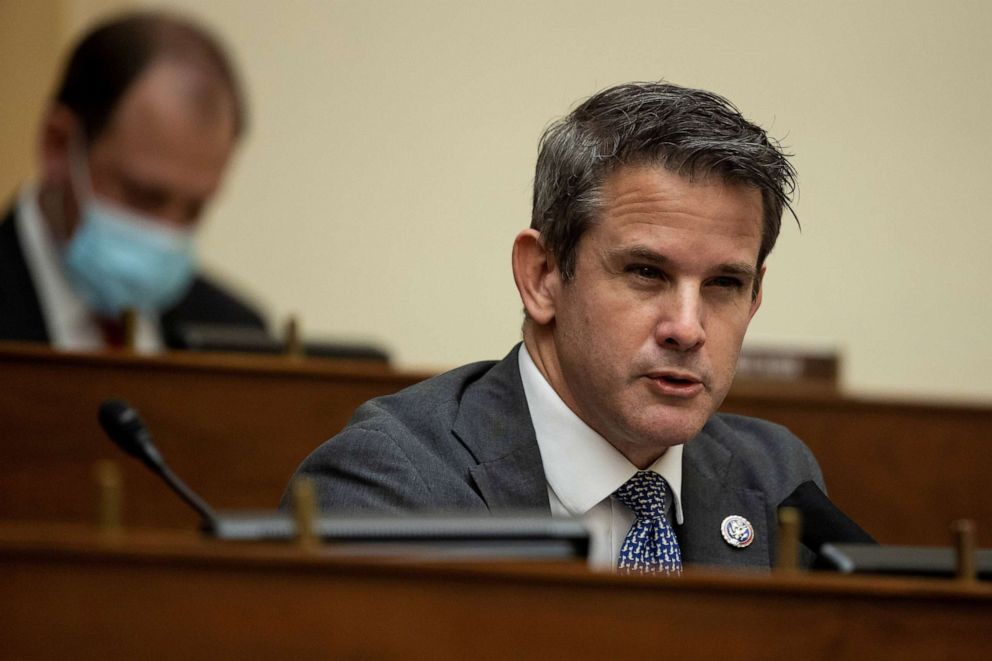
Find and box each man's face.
[545,165,764,466]
[77,59,237,230]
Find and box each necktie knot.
[614,471,682,575]
[613,470,671,521]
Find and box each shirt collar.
[517,343,684,524]
[16,184,101,349]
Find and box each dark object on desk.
[779,480,877,550]
[97,399,588,560]
[164,322,390,362]
[212,512,590,560]
[820,543,992,579]
[306,340,390,363]
[162,323,279,354]
[733,345,839,396]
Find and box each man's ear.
[38,105,78,187]
[512,229,559,326]
[749,265,766,321]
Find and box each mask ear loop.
[49,130,92,245]
[67,130,95,206]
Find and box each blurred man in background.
[0,11,267,351]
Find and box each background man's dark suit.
[289,345,826,568]
[0,206,267,346]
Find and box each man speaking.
[289,82,831,573]
[0,11,266,351]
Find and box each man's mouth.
[647,371,705,398]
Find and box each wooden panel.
[1,524,989,661]
[1,343,990,546]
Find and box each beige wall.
[5,1,992,403]
[0,1,65,201]
[0,0,131,199]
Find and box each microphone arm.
[98,399,218,528]
[148,458,218,527]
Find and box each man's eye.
[708,276,745,290]
[626,265,663,280]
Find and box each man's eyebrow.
[718,262,759,280]
[607,245,671,265]
[608,245,758,280]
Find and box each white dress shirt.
[517,344,684,570]
[14,185,163,353]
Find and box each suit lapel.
[452,345,551,514]
[677,425,772,568]
[469,448,550,514]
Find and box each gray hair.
[531,82,797,281]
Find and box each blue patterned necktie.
[614,471,683,575]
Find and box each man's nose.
[655,287,705,351]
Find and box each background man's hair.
[54,10,246,141]
[531,81,797,281]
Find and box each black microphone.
[780,480,876,552]
[98,399,218,528]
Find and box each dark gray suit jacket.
[290,345,826,569]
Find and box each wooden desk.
[2,343,990,545]
[0,524,989,661]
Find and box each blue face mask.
[63,149,197,317]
